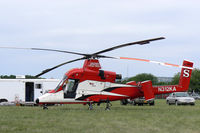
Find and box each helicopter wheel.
[43,104,48,110]
[105,99,112,110]
[88,102,93,110]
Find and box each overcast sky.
[0,0,199,79]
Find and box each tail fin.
[153,60,193,95]
[178,60,193,91]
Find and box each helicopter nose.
[36,98,39,104]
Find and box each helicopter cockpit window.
[66,79,75,92]
[64,79,79,98]
[55,75,68,92]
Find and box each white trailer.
[0,79,60,103]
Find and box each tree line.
[0,75,40,79]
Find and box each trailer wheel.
[0,99,8,103]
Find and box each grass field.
[0,100,200,133]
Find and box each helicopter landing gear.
[43,104,48,110]
[88,102,93,110]
[105,99,112,110]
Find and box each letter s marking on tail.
[183,69,190,77]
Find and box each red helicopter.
[0,37,194,110]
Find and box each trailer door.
[25,82,34,102]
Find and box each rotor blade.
[95,55,116,59]
[0,46,88,56]
[35,57,85,77]
[93,37,165,55]
[113,56,193,69]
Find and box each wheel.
[132,101,136,106]
[149,101,155,106]
[0,99,8,103]
[175,101,179,106]
[105,100,112,110]
[88,106,93,110]
[138,103,143,106]
[105,107,110,111]
[190,103,195,106]
[166,100,171,105]
[120,99,128,105]
[43,104,48,110]
[88,103,93,110]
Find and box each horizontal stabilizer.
[141,80,155,101]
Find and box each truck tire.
[0,99,8,103]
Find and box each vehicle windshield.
[63,79,76,93]
[191,93,199,96]
[176,92,189,97]
[55,75,68,91]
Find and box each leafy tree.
[189,69,200,92]
[122,73,158,84]
[171,72,180,85]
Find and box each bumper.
[177,101,195,105]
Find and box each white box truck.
[0,79,60,104]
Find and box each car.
[131,97,155,106]
[190,93,200,100]
[120,97,154,106]
[166,92,195,106]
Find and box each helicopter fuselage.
[36,59,193,106]
[36,59,142,104]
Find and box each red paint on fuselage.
[54,59,117,93]
[40,59,193,105]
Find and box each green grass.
[0,100,200,133]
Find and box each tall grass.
[0,100,200,133]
